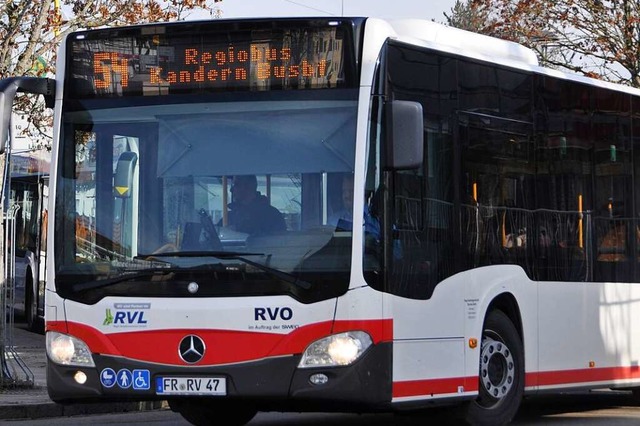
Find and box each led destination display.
[69,23,350,97]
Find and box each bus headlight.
[46,331,95,367]
[298,331,373,368]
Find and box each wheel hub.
[480,336,515,399]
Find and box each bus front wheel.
[25,273,39,333]
[168,398,257,426]
[465,309,524,426]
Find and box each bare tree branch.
[447,0,640,87]
[0,0,223,149]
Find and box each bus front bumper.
[46,342,391,412]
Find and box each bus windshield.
[55,20,361,303]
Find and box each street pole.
[0,150,6,386]
[54,0,60,36]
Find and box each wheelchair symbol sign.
[132,369,150,390]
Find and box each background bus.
[4,16,640,426]
[5,148,49,333]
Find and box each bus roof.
[388,19,539,67]
[64,16,640,100]
[383,18,640,99]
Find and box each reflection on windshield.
[57,91,371,300]
[136,251,312,290]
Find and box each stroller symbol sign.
[100,368,116,388]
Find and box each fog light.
[74,371,87,384]
[309,373,329,385]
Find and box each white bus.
[2,16,640,426]
[5,148,49,333]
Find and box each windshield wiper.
[136,251,260,259]
[142,251,312,290]
[71,269,177,293]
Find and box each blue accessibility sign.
[116,368,133,389]
[100,368,116,388]
[132,369,150,390]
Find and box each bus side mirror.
[114,151,138,198]
[0,77,55,154]
[389,100,424,170]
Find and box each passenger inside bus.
[596,201,640,263]
[328,173,380,239]
[222,174,286,236]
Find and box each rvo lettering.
[114,311,147,324]
[254,307,293,321]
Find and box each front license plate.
[156,377,226,395]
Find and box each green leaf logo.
[103,308,114,326]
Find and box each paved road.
[3,391,640,425]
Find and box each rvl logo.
[114,311,147,324]
[104,308,148,325]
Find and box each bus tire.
[25,273,37,331]
[168,398,257,426]
[464,309,524,426]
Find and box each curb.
[3,325,169,420]
[0,399,167,420]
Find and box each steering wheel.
[152,243,178,254]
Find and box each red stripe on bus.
[528,366,640,387]
[47,319,392,365]
[394,366,640,398]
[48,319,640,393]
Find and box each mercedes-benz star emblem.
[178,335,206,364]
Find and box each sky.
[209,0,457,24]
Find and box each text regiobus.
[3,16,640,426]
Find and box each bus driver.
[223,174,286,236]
